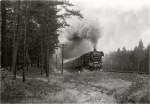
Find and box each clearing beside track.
[1,68,149,103]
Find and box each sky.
[59,0,150,53]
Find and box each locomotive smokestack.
[93,48,97,51]
[93,45,97,51]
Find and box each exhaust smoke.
[64,20,102,59]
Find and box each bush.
[114,77,149,104]
[1,70,62,103]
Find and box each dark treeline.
[1,0,83,81]
[103,40,150,74]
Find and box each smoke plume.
[63,20,101,59]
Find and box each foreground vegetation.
[1,69,63,103]
[1,68,149,103]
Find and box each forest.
[1,0,83,81]
[103,40,150,74]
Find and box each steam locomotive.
[64,48,104,72]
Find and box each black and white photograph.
[0,0,150,103]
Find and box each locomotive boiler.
[64,48,104,72]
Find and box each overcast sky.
[59,0,150,53]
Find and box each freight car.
[64,48,104,72]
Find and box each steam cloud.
[63,20,102,59]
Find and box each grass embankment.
[63,71,150,104]
[1,69,149,103]
[1,69,62,103]
[114,74,149,104]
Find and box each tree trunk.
[45,47,49,77]
[40,22,46,76]
[137,62,140,73]
[40,34,44,75]
[45,5,50,78]
[12,42,19,79]
[44,41,49,77]
[1,1,7,68]
[22,0,29,82]
[12,1,21,80]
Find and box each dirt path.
[61,79,116,103]
[45,72,133,103]
[15,71,149,103]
